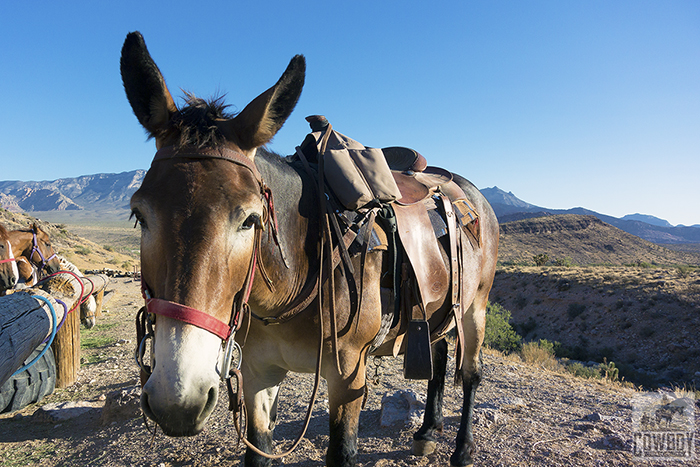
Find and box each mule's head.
[0,224,18,291]
[29,224,61,274]
[121,31,304,436]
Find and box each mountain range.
[0,172,697,245]
[481,187,700,244]
[0,171,144,213]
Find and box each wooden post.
[0,272,82,388]
[51,303,81,388]
[0,291,65,387]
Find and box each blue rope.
[12,295,58,377]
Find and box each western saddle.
[296,116,480,379]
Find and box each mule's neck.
[249,150,320,314]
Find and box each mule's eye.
[130,210,146,229]
[241,213,261,231]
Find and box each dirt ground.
[0,277,698,466]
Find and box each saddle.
[297,116,480,379]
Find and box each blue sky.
[1,1,698,226]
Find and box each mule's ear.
[120,32,177,138]
[228,55,305,151]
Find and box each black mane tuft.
[172,93,236,149]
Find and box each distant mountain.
[480,186,700,245]
[620,213,672,228]
[0,171,145,213]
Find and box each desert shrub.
[566,362,600,379]
[121,261,132,270]
[599,359,619,382]
[103,245,114,252]
[567,303,586,319]
[533,253,549,266]
[553,257,574,267]
[521,340,563,371]
[75,246,91,256]
[677,265,692,278]
[484,302,522,353]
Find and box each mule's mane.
[171,93,236,149]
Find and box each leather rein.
[135,145,324,458]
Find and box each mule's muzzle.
[0,275,16,291]
[44,259,61,275]
[140,381,219,437]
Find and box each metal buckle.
[220,333,242,381]
[135,332,154,376]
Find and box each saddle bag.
[307,122,401,210]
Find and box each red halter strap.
[145,297,232,340]
[0,258,16,264]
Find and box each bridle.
[30,229,58,272]
[134,144,327,459]
[135,145,283,383]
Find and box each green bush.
[566,362,600,379]
[484,302,522,353]
[677,265,692,278]
[533,253,549,266]
[75,246,91,256]
[553,257,574,267]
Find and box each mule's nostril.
[140,391,156,422]
[201,385,218,420]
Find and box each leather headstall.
[137,145,284,382]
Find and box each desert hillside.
[490,264,700,388]
[498,214,700,266]
[0,208,137,272]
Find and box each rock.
[380,390,425,428]
[495,396,526,408]
[100,386,142,425]
[34,401,103,422]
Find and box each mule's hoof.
[412,439,437,456]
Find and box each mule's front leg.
[326,357,368,467]
[243,366,286,467]
[412,338,449,456]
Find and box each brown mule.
[122,31,498,467]
[7,223,61,277]
[0,224,19,292]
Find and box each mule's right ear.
[120,32,177,139]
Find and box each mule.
[122,31,498,467]
[7,223,61,277]
[0,224,19,292]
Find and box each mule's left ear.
[227,55,305,151]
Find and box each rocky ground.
[1,276,698,466]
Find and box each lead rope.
[230,209,326,460]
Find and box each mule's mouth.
[140,386,219,437]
